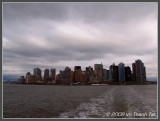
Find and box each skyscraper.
[132,63,136,82]
[33,68,41,77]
[33,68,42,81]
[74,66,82,82]
[63,67,72,83]
[113,66,119,81]
[94,64,103,71]
[118,63,125,82]
[44,69,49,82]
[109,63,115,81]
[50,68,56,81]
[125,66,132,81]
[26,72,31,84]
[94,63,103,82]
[103,69,107,80]
[132,59,146,84]
[106,70,109,80]
[109,63,119,81]
[74,66,81,71]
[59,70,63,80]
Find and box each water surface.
[3,84,157,118]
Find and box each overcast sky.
[3,2,158,81]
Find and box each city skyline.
[3,2,158,81]
[17,59,147,85]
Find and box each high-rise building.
[94,63,103,82]
[74,66,81,71]
[106,70,110,80]
[26,72,31,84]
[33,68,41,77]
[81,71,87,84]
[33,68,42,81]
[132,63,136,82]
[85,66,94,83]
[118,63,125,82]
[64,67,72,83]
[94,64,103,71]
[132,59,146,84]
[86,66,93,72]
[50,68,56,81]
[109,63,115,80]
[125,66,132,81]
[71,71,74,82]
[44,69,49,82]
[103,69,107,80]
[109,70,112,80]
[113,66,119,81]
[109,63,118,81]
[59,70,63,80]
[103,69,109,80]
[74,66,82,82]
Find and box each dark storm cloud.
[2,2,158,79]
[3,3,69,22]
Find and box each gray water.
[3,84,157,118]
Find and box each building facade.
[26,72,31,84]
[125,66,132,81]
[44,69,49,82]
[74,66,82,83]
[33,68,42,81]
[132,59,146,84]
[118,63,125,82]
[50,68,56,81]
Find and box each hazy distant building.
[63,67,72,83]
[109,63,115,80]
[18,76,25,84]
[132,63,136,82]
[56,74,60,80]
[125,66,132,81]
[109,70,112,80]
[81,71,87,84]
[132,59,146,84]
[103,69,107,80]
[106,70,109,80]
[50,68,56,81]
[94,63,103,71]
[59,70,63,80]
[44,69,49,82]
[94,63,103,82]
[74,66,82,83]
[33,68,42,81]
[71,71,74,82]
[74,66,81,71]
[113,66,119,81]
[118,63,125,82]
[33,68,41,77]
[85,66,94,83]
[109,63,119,81]
[26,72,31,84]
[30,75,36,84]
[86,66,93,72]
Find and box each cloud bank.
[3,2,158,81]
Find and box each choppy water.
[3,84,157,118]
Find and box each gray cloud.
[2,2,158,80]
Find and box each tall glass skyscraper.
[50,68,56,81]
[33,68,41,77]
[44,69,49,81]
[118,63,125,82]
